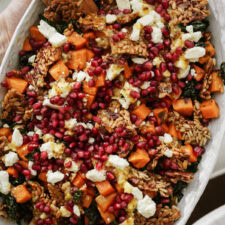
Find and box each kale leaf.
[172,181,188,202]
[25,148,40,161]
[178,19,209,33]
[19,52,35,68]
[84,201,101,225]
[9,174,26,186]
[73,190,82,203]
[181,80,200,100]
[186,157,201,173]
[219,62,225,84]
[94,0,101,8]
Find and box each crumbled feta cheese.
[124,182,143,200]
[106,14,117,24]
[130,23,142,41]
[27,132,34,137]
[3,124,9,128]
[137,195,156,218]
[184,47,206,60]
[156,21,164,29]
[137,14,154,26]
[175,55,189,70]
[116,0,131,11]
[108,155,129,170]
[28,55,36,64]
[43,98,61,110]
[64,158,79,172]
[164,149,173,158]
[65,119,78,129]
[182,32,202,43]
[40,142,65,159]
[132,57,148,64]
[0,171,10,195]
[186,25,193,33]
[106,64,124,81]
[28,85,35,90]
[130,0,150,16]
[12,128,23,147]
[163,133,173,144]
[140,81,151,89]
[73,71,91,82]
[28,161,37,176]
[60,206,72,217]
[151,26,163,44]
[178,65,190,79]
[38,20,67,47]
[73,205,80,217]
[153,57,162,67]
[88,137,95,144]
[36,115,43,120]
[86,169,106,182]
[47,171,64,184]
[122,28,128,33]
[43,134,54,143]
[34,126,43,137]
[4,152,19,167]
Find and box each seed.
[184,40,194,48]
[63,43,70,53]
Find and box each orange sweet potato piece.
[210,71,224,93]
[85,216,90,225]
[161,123,169,134]
[23,37,33,51]
[68,32,87,49]
[0,128,11,137]
[87,94,95,110]
[141,124,156,134]
[193,65,205,81]
[30,26,46,41]
[172,98,193,116]
[73,173,86,188]
[124,62,132,79]
[128,149,150,169]
[205,41,216,57]
[11,185,32,203]
[132,104,151,120]
[181,144,197,163]
[96,193,117,212]
[82,194,93,208]
[83,82,98,96]
[96,181,115,197]
[83,32,96,40]
[17,145,28,162]
[87,50,95,62]
[49,60,69,81]
[6,77,28,94]
[96,73,105,87]
[162,97,172,108]
[115,183,123,193]
[97,205,115,224]
[87,187,96,196]
[38,172,47,182]
[7,167,19,178]
[168,124,182,140]
[67,49,87,70]
[18,160,28,169]
[199,55,210,64]
[200,99,220,119]
[153,108,168,124]
[168,86,182,100]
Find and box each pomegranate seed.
[172,52,179,62]
[94,66,103,75]
[45,218,52,225]
[13,163,23,172]
[22,169,31,176]
[6,71,16,77]
[164,38,171,47]
[106,171,115,180]
[163,159,171,169]
[70,218,77,224]
[21,66,30,74]
[175,47,183,55]
[184,40,195,48]
[28,143,39,152]
[88,79,96,87]
[63,43,70,53]
[171,162,178,170]
[161,198,170,204]
[96,161,103,170]
[40,151,48,160]
[160,62,167,72]
[55,132,63,139]
[118,32,126,40]
[187,74,193,81]
[195,83,203,90]
[162,0,169,8]
[19,50,27,57]
[37,219,44,225]
[161,27,169,37]
[114,203,121,210]
[44,205,50,213]
[164,52,172,61]
[193,146,205,156]
[171,73,177,82]
[123,9,131,14]
[144,26,153,34]
[130,90,140,98]
[113,23,121,30]
[73,82,81,90]
[150,47,159,56]
[112,34,120,42]
[178,81,185,88]
[65,161,72,168]
[143,61,153,71]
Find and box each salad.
[0,0,224,224]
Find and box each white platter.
[0,0,225,225]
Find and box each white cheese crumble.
[106,14,117,24]
[4,152,19,167]
[28,161,37,176]
[40,142,65,159]
[0,171,10,194]
[137,195,156,218]
[164,149,173,158]
[163,133,173,144]
[182,25,202,43]
[130,23,142,41]
[73,205,81,217]
[124,182,143,200]
[47,170,64,184]
[106,64,124,81]
[131,57,148,64]
[116,0,131,11]
[64,158,79,172]
[140,81,151,89]
[137,14,154,26]
[60,206,72,217]
[151,26,163,44]
[73,71,92,82]
[86,169,106,182]
[65,119,93,130]
[12,128,23,147]
[108,155,129,170]
[38,20,67,47]
[184,47,206,60]
[178,65,190,79]
[28,55,36,64]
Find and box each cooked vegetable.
[6,77,28,94]
[95,193,117,212]
[49,60,69,80]
[153,108,168,124]
[172,98,194,116]
[95,181,115,196]
[124,62,133,79]
[67,49,87,70]
[17,145,29,162]
[11,185,32,203]
[29,25,46,41]
[128,148,150,169]
[168,124,182,140]
[210,71,224,93]
[83,32,96,40]
[193,65,205,81]
[7,167,19,179]
[96,73,105,87]
[72,173,86,188]
[83,81,98,96]
[0,128,11,137]
[87,49,95,62]
[200,99,220,119]
[82,194,93,208]
[22,37,33,51]
[181,144,197,163]
[97,205,115,224]
[87,94,96,110]
[38,172,47,182]
[68,32,87,49]
[132,104,151,120]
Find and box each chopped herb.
[9,174,26,186]
[19,52,35,68]
[84,201,101,225]
[186,157,201,173]
[39,14,82,34]
[178,19,209,33]
[172,181,188,202]
[181,80,200,100]
[219,62,225,84]
[25,148,40,161]
[73,190,82,203]
[195,41,207,47]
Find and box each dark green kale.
[94,0,101,8]
[19,52,35,68]
[25,148,40,161]
[186,157,201,173]
[172,181,188,202]
[178,19,209,33]
[110,221,119,225]
[39,14,82,34]
[195,41,207,47]
[73,190,82,203]
[182,80,200,100]
[9,174,26,186]
[84,201,101,225]
[219,62,225,84]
